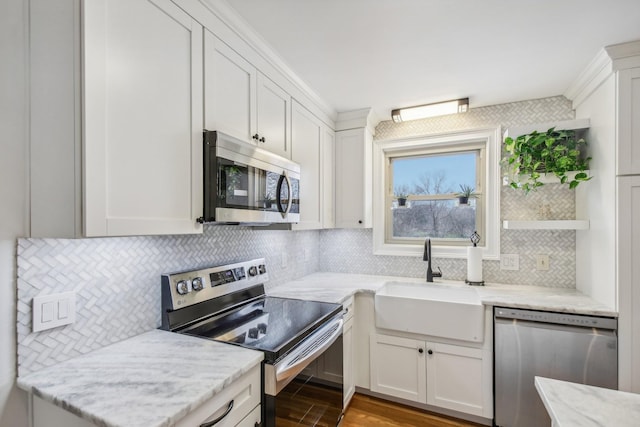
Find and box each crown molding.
[564,48,613,109]
[606,39,640,70]
[566,39,640,109]
[335,108,380,134]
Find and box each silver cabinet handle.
[200,400,233,427]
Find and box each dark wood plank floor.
[341,393,484,427]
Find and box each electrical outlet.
[536,254,550,271]
[500,254,519,271]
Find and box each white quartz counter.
[535,377,640,426]
[17,329,263,427]
[268,272,617,317]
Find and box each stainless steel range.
[161,259,344,427]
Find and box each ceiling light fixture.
[391,98,469,123]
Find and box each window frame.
[386,143,485,246]
[373,127,501,259]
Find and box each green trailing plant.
[502,127,592,194]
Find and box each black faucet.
[423,238,442,282]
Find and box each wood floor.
[341,394,484,427]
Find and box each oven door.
[264,315,344,427]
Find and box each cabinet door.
[618,68,640,175]
[83,0,203,236]
[335,127,373,228]
[322,126,336,228]
[618,176,640,392]
[426,342,484,416]
[292,100,322,230]
[370,333,426,403]
[343,317,355,407]
[257,73,291,158]
[204,30,257,143]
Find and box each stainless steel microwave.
[199,131,300,224]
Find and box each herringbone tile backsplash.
[17,227,319,376]
[17,95,579,376]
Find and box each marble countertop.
[17,329,263,427]
[268,272,617,317]
[535,377,640,426]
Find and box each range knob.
[191,277,204,291]
[258,264,267,274]
[176,280,189,295]
[248,266,258,277]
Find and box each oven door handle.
[275,317,343,382]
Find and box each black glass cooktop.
[180,296,342,362]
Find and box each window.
[389,146,484,244]
[373,128,500,259]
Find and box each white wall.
[0,0,30,426]
[574,75,618,309]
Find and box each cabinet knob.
[418,348,424,354]
[259,137,266,143]
[428,349,433,355]
[358,220,363,224]
[252,134,260,140]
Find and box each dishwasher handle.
[494,307,617,331]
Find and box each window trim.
[373,127,501,260]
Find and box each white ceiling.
[224,0,640,122]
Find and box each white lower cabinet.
[32,365,261,427]
[342,297,355,407]
[425,341,485,417]
[370,333,427,403]
[370,333,488,417]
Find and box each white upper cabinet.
[204,31,256,144]
[617,67,640,175]
[322,126,336,228]
[257,73,292,159]
[204,32,291,159]
[83,0,203,236]
[292,100,322,230]
[335,127,373,228]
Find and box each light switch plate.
[500,254,520,271]
[32,292,76,332]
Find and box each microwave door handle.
[283,172,292,216]
[276,172,293,219]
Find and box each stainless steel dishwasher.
[494,307,617,427]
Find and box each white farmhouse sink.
[375,281,484,342]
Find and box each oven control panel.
[161,258,268,310]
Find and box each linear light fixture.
[391,98,469,123]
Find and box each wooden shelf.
[502,220,590,230]
[503,118,590,139]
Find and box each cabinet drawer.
[176,364,261,427]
